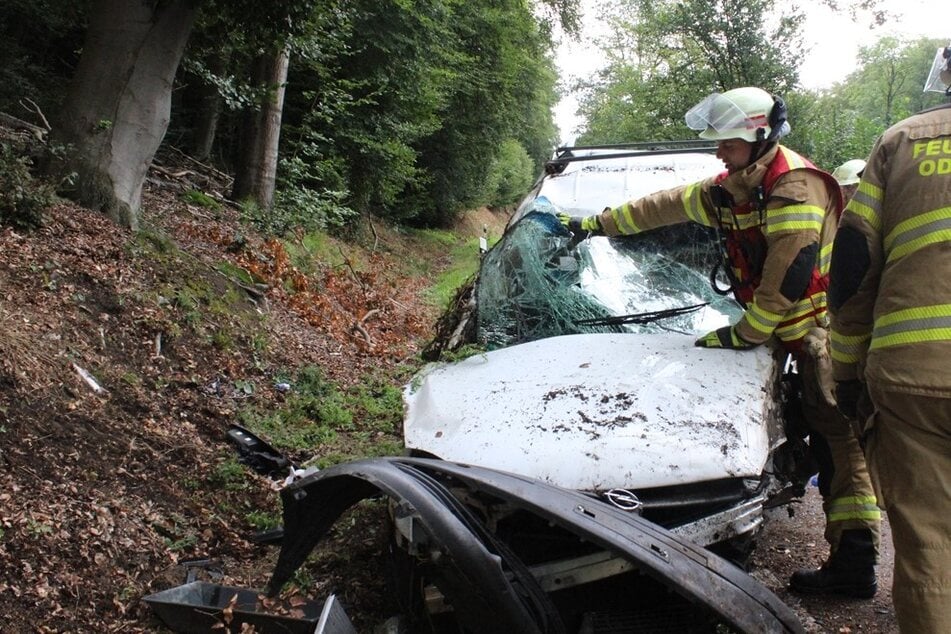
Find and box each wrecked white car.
[405,143,812,556]
[145,144,811,634]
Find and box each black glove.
[834,380,863,419]
[694,325,755,350]
[557,212,602,235]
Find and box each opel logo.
[604,488,642,512]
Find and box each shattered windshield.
[476,197,742,349]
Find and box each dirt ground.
[752,486,898,633]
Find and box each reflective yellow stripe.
[714,210,761,231]
[776,319,816,342]
[884,206,951,263]
[776,315,828,342]
[871,303,951,350]
[613,202,641,234]
[818,241,833,275]
[743,294,828,341]
[767,204,824,234]
[830,331,870,364]
[828,495,881,522]
[682,183,711,226]
[778,147,808,169]
[828,510,882,522]
[773,294,828,341]
[744,301,783,335]
[845,181,883,232]
[785,292,827,320]
[830,495,879,506]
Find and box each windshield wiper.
[574,303,708,327]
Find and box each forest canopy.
[0,0,944,232]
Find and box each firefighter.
[832,158,867,204]
[559,86,881,598]
[828,45,951,632]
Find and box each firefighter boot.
[789,529,877,599]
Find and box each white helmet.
[685,86,790,143]
[832,159,866,186]
[923,43,951,92]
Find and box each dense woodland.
[0,0,945,236]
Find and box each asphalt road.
[750,486,898,633]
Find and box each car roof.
[522,142,725,217]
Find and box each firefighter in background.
[559,86,881,598]
[832,158,867,204]
[828,44,951,632]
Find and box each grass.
[237,365,411,468]
[424,236,489,309]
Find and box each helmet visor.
[684,92,768,135]
[923,46,951,93]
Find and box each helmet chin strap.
[748,129,775,166]
[748,95,786,164]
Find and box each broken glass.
[475,197,742,349]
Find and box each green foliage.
[182,189,221,209]
[272,156,356,232]
[245,508,281,531]
[785,36,947,171]
[404,0,559,224]
[483,139,536,208]
[216,261,257,286]
[0,143,57,230]
[209,458,248,491]
[577,0,804,145]
[424,238,486,308]
[237,365,350,451]
[426,261,475,310]
[237,365,410,463]
[346,373,403,432]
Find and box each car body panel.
[404,332,781,490]
[267,457,804,634]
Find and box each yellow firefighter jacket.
[593,144,840,351]
[829,103,951,395]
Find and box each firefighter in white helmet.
[560,86,881,598]
[832,158,866,203]
[829,42,951,633]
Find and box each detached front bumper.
[269,457,803,634]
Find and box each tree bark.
[50,0,197,229]
[231,45,289,210]
[191,54,228,161]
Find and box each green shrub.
[0,142,56,230]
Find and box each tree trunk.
[50,0,197,229]
[191,54,227,162]
[231,46,290,210]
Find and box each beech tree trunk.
[231,46,290,210]
[191,55,227,162]
[51,0,197,229]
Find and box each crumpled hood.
[404,332,783,491]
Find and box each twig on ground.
[72,363,107,395]
[18,98,51,131]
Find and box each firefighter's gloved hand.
[834,379,863,419]
[557,212,602,236]
[695,325,755,350]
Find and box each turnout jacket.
[593,144,842,352]
[829,103,951,395]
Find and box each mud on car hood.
[267,457,803,634]
[404,332,783,491]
